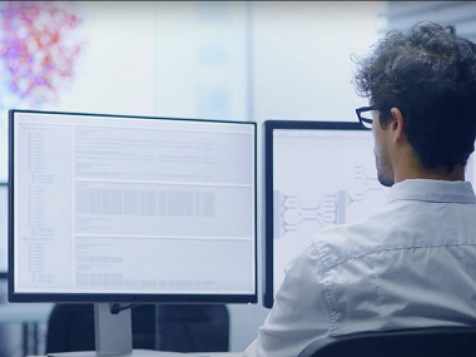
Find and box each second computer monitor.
[263,120,387,308]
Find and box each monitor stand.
[48,303,182,357]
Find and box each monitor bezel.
[9,109,258,304]
[0,181,7,278]
[263,119,369,308]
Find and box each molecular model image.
[0,1,85,107]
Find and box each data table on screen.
[11,111,256,301]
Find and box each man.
[243,22,476,356]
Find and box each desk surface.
[28,353,242,357]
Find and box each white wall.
[251,1,386,123]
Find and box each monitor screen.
[263,120,388,308]
[9,110,257,303]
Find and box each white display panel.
[272,128,388,298]
[467,149,476,192]
[473,152,476,191]
[12,111,256,296]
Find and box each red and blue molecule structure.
[0,1,84,106]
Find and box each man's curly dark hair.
[354,22,476,172]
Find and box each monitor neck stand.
[48,303,172,357]
[94,302,133,356]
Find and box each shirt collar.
[386,179,476,204]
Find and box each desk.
[28,352,242,357]
[0,303,53,356]
[190,352,243,357]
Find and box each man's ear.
[389,107,405,143]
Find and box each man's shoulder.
[306,208,395,271]
[305,196,476,272]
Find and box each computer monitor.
[263,120,388,308]
[9,109,257,355]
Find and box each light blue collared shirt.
[244,179,476,357]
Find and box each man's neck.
[395,160,465,183]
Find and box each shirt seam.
[365,253,383,323]
[386,197,476,204]
[321,242,476,272]
[312,242,339,335]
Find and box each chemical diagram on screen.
[274,166,385,238]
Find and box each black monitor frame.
[0,182,7,278]
[9,109,258,304]
[263,120,368,308]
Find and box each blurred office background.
[0,1,475,355]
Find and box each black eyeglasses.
[355,106,376,129]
